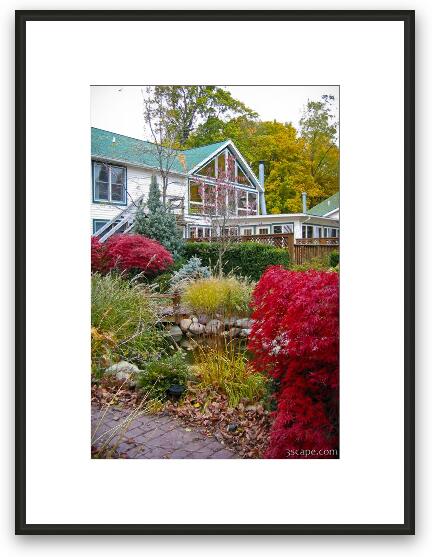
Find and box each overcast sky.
[91,85,339,141]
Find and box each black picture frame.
[15,9,415,535]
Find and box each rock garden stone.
[189,322,205,335]
[205,319,224,334]
[179,318,192,332]
[239,328,252,338]
[227,327,242,338]
[105,361,139,383]
[105,361,139,374]
[166,325,183,341]
[235,318,254,329]
[198,314,209,325]
[224,317,237,328]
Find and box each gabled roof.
[91,127,229,174]
[308,192,339,217]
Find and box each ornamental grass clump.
[91,273,166,373]
[182,276,253,317]
[195,342,267,407]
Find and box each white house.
[91,127,339,242]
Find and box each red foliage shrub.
[248,267,339,459]
[91,234,173,276]
[91,236,111,274]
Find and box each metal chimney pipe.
[258,161,267,215]
[302,192,307,213]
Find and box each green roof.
[308,192,339,216]
[91,127,227,173]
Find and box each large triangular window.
[236,163,254,188]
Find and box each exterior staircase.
[92,195,145,242]
[92,195,185,242]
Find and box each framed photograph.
[16,10,414,534]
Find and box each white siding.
[91,162,187,232]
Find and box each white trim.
[91,155,187,179]
[323,208,340,217]
[187,139,263,192]
[186,140,231,176]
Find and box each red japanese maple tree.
[91,234,173,276]
[248,267,339,459]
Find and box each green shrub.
[183,242,290,281]
[91,273,166,373]
[136,351,190,401]
[170,256,211,292]
[195,343,267,407]
[290,256,331,271]
[151,271,173,293]
[182,276,253,316]
[329,250,340,268]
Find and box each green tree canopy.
[153,86,257,146]
[186,95,339,213]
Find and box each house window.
[241,227,254,236]
[237,190,248,215]
[189,180,203,214]
[217,152,226,177]
[302,224,314,238]
[273,224,294,234]
[331,228,339,238]
[198,158,216,178]
[236,163,254,187]
[248,192,258,214]
[93,219,109,234]
[93,162,126,204]
[189,226,211,239]
[315,226,323,238]
[221,227,239,237]
[258,227,270,235]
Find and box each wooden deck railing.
[295,237,339,246]
[187,232,339,265]
[187,233,295,250]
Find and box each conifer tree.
[133,175,184,259]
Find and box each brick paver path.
[91,405,238,459]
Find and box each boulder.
[105,361,139,374]
[205,319,224,334]
[198,314,209,325]
[239,328,252,338]
[224,317,237,329]
[189,322,205,335]
[179,318,192,332]
[235,318,254,329]
[227,327,242,338]
[166,325,183,341]
[105,361,139,383]
[191,316,198,323]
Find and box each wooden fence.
[187,232,294,250]
[293,244,339,265]
[188,232,339,265]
